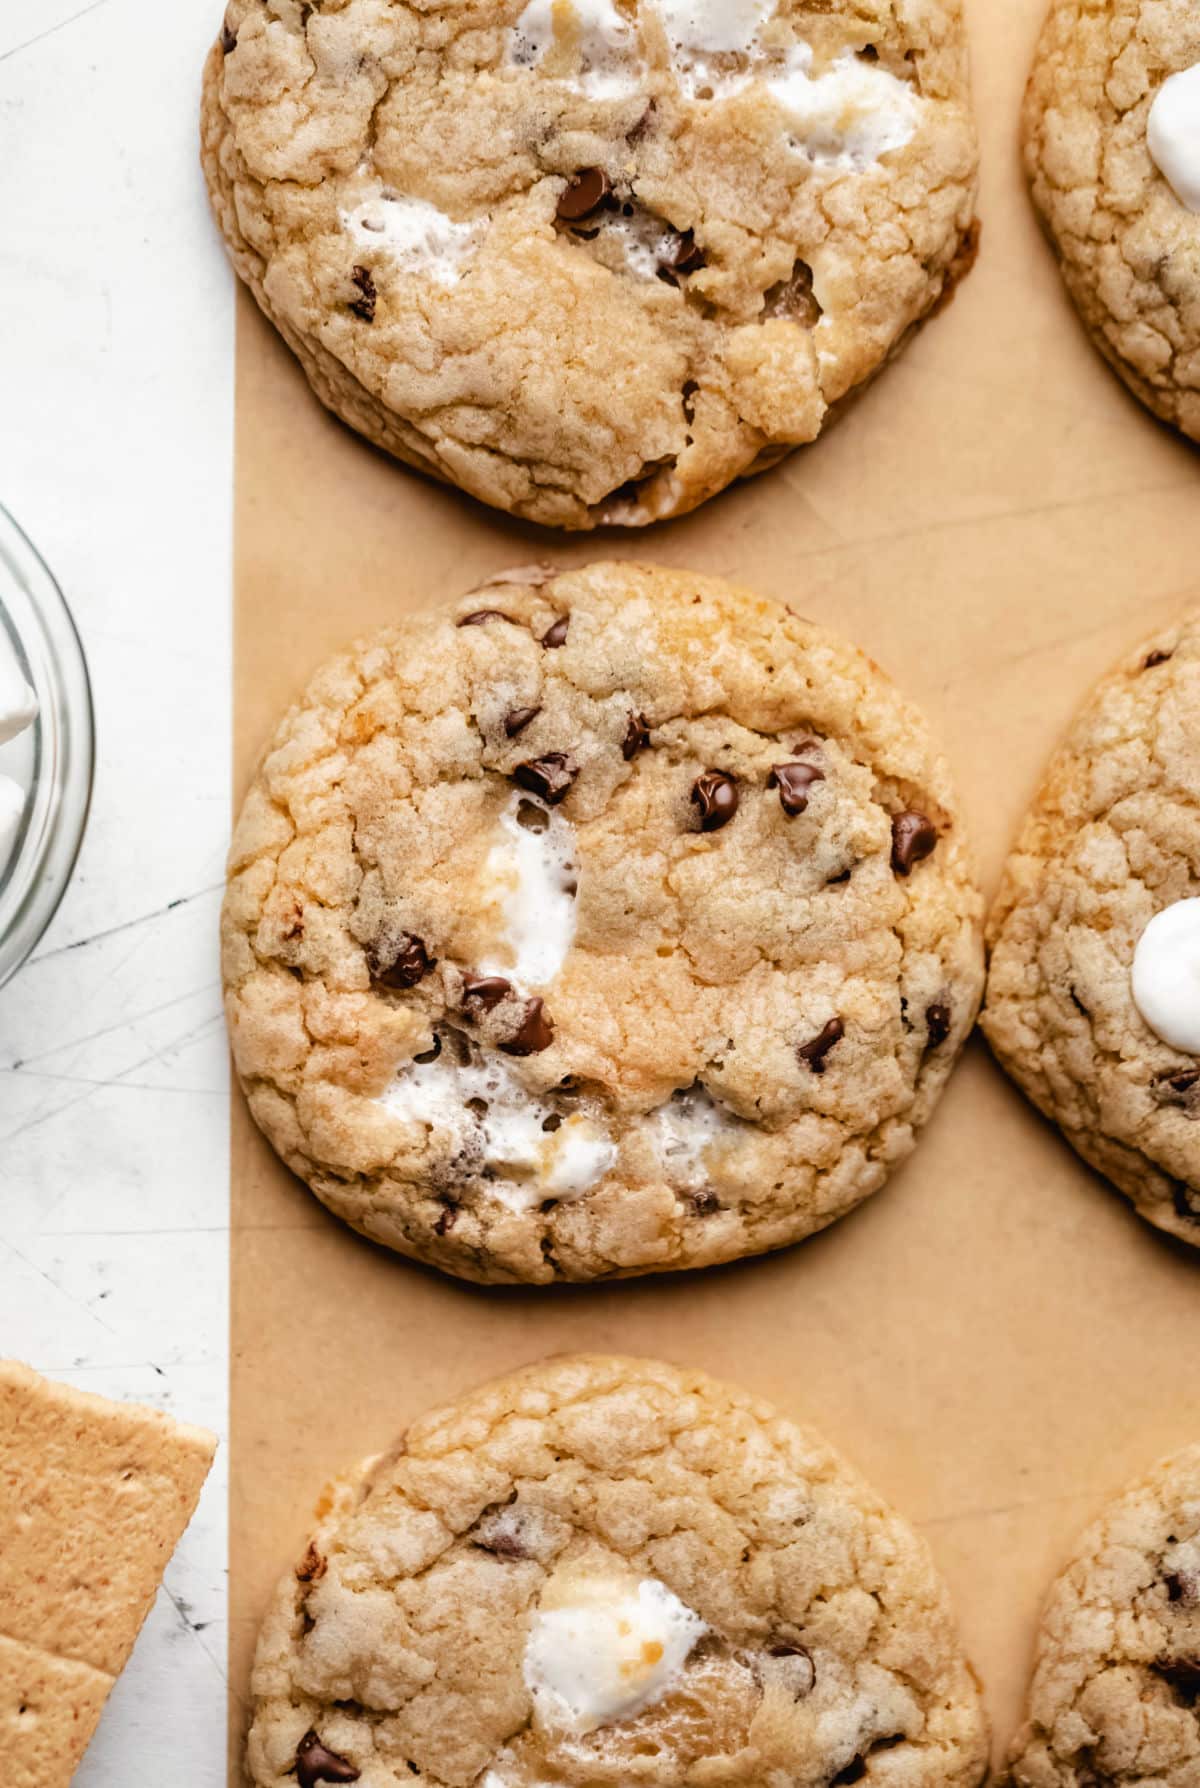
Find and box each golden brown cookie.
[201,0,979,528]
[1007,1445,1200,1788]
[983,609,1200,1247]
[247,1355,990,1788]
[1023,0,1200,441]
[222,561,984,1284]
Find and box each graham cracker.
[0,1361,216,1783]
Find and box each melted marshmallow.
[1132,898,1200,1054]
[341,194,480,285]
[477,796,578,989]
[655,0,775,53]
[653,0,920,154]
[650,1084,740,1189]
[1148,64,1200,213]
[508,0,638,98]
[381,1048,616,1205]
[654,0,771,96]
[580,206,681,277]
[768,47,921,164]
[525,1571,707,1732]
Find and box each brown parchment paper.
[229,0,1200,1777]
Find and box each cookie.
[221,561,984,1285]
[0,1361,216,1785]
[982,609,1200,1247]
[246,1354,989,1788]
[200,0,979,530]
[1023,0,1200,443]
[1006,1444,1200,1788]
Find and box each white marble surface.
[0,2,234,1780]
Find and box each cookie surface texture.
[247,1354,989,1788]
[201,0,979,528]
[983,609,1200,1247]
[221,561,984,1285]
[1023,0,1200,440]
[1007,1444,1200,1788]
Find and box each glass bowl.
[0,505,94,990]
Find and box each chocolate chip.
[691,1188,722,1215]
[296,1542,326,1584]
[367,932,435,990]
[1153,1068,1200,1111]
[433,1202,458,1237]
[1144,649,1174,669]
[476,1529,527,1558]
[540,616,569,649]
[691,770,739,831]
[220,21,238,52]
[622,711,650,760]
[1166,1571,1199,1606]
[473,1512,530,1558]
[500,997,555,1056]
[763,260,823,328]
[557,168,610,221]
[461,975,512,1012]
[348,265,376,322]
[457,609,513,628]
[504,706,541,738]
[797,1017,844,1074]
[1171,1179,1200,1226]
[769,762,825,817]
[661,229,706,275]
[891,811,938,875]
[296,1732,361,1787]
[831,1760,866,1786]
[1153,1655,1200,1703]
[514,752,578,805]
[925,1003,951,1049]
[414,1035,442,1064]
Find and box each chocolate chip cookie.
[1006,1444,1200,1788]
[221,561,984,1284]
[982,609,1200,1248]
[200,0,978,529]
[246,1354,990,1788]
[1023,0,1200,442]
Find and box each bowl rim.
[0,503,95,991]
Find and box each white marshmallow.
[381,1048,615,1204]
[0,638,37,746]
[1148,64,1200,214]
[1132,897,1200,1053]
[768,48,921,165]
[650,1084,739,1189]
[477,795,578,989]
[524,1571,706,1731]
[508,0,638,98]
[341,194,479,285]
[654,0,776,55]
